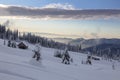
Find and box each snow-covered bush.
[54,50,62,58]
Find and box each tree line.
[0,24,81,52]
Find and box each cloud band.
[0,5,120,20]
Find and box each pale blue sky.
[0,0,120,9]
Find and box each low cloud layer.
[0,4,120,20]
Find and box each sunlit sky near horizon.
[0,0,120,39]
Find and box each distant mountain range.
[83,43,120,52]
[70,38,120,49]
[52,38,120,49]
[81,43,120,59]
[70,38,120,57]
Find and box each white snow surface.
[0,39,120,80]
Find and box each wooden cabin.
[18,42,28,49]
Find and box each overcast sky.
[0,0,120,39]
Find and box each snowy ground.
[0,39,120,80]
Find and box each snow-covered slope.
[0,39,120,80]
